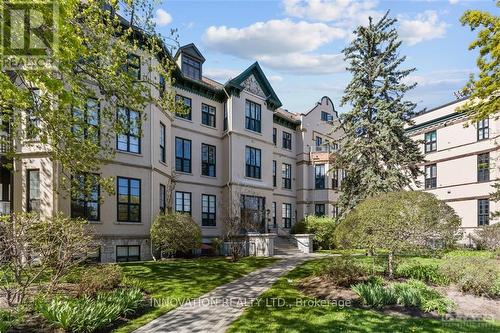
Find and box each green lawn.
[114,257,279,333]
[228,259,500,333]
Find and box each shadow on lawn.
[228,258,500,333]
[112,257,278,333]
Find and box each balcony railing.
[0,201,10,215]
[310,145,338,153]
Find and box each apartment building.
[0,43,342,262]
[407,98,499,240]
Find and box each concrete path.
[133,255,315,333]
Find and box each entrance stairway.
[274,236,303,256]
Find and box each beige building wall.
[407,98,499,240]
[6,44,340,262]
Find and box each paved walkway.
[133,255,315,333]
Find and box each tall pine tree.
[336,12,424,212]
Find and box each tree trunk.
[387,251,394,279]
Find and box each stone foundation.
[97,236,152,263]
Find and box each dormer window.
[182,55,201,80]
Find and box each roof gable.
[225,62,282,110]
[175,43,205,63]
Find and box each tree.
[458,2,500,217]
[220,188,263,261]
[335,191,461,279]
[0,0,179,197]
[335,12,424,213]
[150,212,202,258]
[457,1,499,122]
[0,213,95,306]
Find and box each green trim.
[406,112,463,133]
[225,62,282,111]
[174,77,225,102]
[273,114,300,130]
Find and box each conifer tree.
[336,12,424,212]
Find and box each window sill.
[200,174,217,179]
[89,221,102,224]
[201,225,217,229]
[244,128,262,136]
[117,150,142,157]
[159,160,168,167]
[200,123,217,131]
[175,116,193,123]
[176,171,193,176]
[244,176,262,182]
[115,221,143,225]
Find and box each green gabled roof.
[225,62,283,111]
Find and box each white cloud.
[203,19,346,58]
[154,9,172,26]
[258,53,345,75]
[283,0,382,26]
[203,68,241,82]
[399,11,448,45]
[449,0,460,4]
[203,19,346,75]
[269,75,284,82]
[404,69,471,87]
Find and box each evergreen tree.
[335,12,424,212]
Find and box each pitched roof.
[225,62,282,110]
[174,43,206,62]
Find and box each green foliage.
[292,216,336,250]
[290,220,307,234]
[457,1,499,122]
[470,224,500,250]
[352,281,397,308]
[150,212,202,258]
[0,0,180,197]
[353,279,454,314]
[335,191,461,277]
[316,255,367,287]
[336,12,424,212]
[395,261,450,285]
[228,258,498,333]
[439,256,500,297]
[0,309,22,333]
[116,257,278,332]
[0,213,95,306]
[35,288,143,333]
[77,265,123,296]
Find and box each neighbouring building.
[0,43,344,262]
[407,98,499,242]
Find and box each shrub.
[317,256,367,287]
[35,288,143,333]
[0,213,95,306]
[290,220,307,234]
[352,279,454,314]
[439,256,500,297]
[336,191,461,278]
[352,281,397,308]
[293,216,336,250]
[150,212,202,258]
[395,261,450,285]
[77,265,123,296]
[0,309,20,333]
[470,224,500,250]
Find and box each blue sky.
[152,0,496,114]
